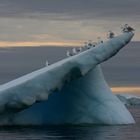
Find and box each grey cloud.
[0,0,139,20]
[0,0,139,42]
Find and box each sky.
[0,0,139,47]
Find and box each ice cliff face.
[0,32,135,125]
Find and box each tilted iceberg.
[0,31,135,125]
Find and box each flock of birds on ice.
[46,24,134,66]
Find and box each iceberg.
[0,31,135,125]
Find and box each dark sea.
[0,42,139,140]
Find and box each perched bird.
[84,41,92,49]
[121,24,135,33]
[107,30,115,39]
[88,40,93,48]
[77,47,82,53]
[92,43,96,47]
[97,37,103,44]
[72,48,77,55]
[66,51,72,57]
[45,60,49,66]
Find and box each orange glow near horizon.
[111,87,140,94]
[0,41,82,47]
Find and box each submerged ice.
[0,31,135,125]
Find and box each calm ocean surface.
[0,107,139,140]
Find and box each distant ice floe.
[117,94,140,106]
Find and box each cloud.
[0,0,139,20]
[0,0,139,45]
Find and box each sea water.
[0,107,139,140]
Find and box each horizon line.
[111,86,140,94]
[0,41,139,48]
